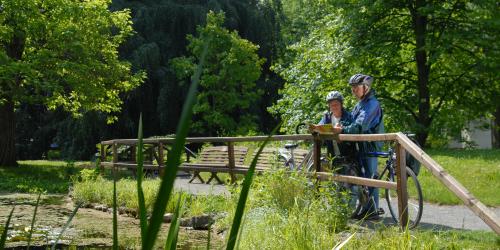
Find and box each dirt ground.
[0,193,223,249]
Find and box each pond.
[0,193,223,249]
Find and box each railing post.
[396,142,408,229]
[112,143,118,171]
[158,142,164,177]
[148,145,154,164]
[228,142,236,183]
[131,145,136,163]
[100,144,106,174]
[313,134,321,172]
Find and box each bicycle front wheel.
[384,166,423,229]
[342,165,368,218]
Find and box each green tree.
[271,0,499,147]
[0,0,144,166]
[11,0,286,161]
[171,11,265,136]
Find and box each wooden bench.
[245,147,310,170]
[180,145,248,184]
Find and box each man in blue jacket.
[333,74,385,220]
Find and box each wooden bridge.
[100,132,500,234]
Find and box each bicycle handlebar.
[295,122,307,134]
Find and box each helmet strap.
[360,84,370,100]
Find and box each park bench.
[179,145,249,184]
[248,147,310,170]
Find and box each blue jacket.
[319,108,353,127]
[341,90,384,152]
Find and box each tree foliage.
[171,11,265,136]
[0,0,143,165]
[12,0,285,160]
[271,0,499,147]
[111,0,284,137]
[0,0,143,118]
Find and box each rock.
[82,203,93,208]
[94,204,108,212]
[129,209,137,217]
[164,213,173,223]
[179,218,192,227]
[118,206,127,215]
[191,214,214,230]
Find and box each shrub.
[221,169,350,249]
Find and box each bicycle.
[338,139,423,229]
[277,143,317,171]
[277,123,322,172]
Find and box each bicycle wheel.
[384,166,423,229]
[295,122,308,134]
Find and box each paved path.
[377,201,500,231]
[173,176,499,232]
[174,176,230,196]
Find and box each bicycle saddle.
[284,143,298,149]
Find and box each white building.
[448,119,494,149]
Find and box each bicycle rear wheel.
[384,166,423,229]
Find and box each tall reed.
[0,206,15,249]
[27,192,42,249]
[138,39,209,250]
[226,124,280,250]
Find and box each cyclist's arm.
[342,103,381,134]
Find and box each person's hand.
[333,123,342,134]
[308,124,317,133]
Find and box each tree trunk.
[493,105,500,148]
[0,100,18,167]
[411,0,431,148]
[0,24,26,167]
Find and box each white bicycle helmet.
[326,91,344,103]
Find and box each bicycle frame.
[278,143,316,171]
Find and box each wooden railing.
[100,133,500,234]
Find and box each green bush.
[221,169,350,249]
[71,176,228,216]
[47,150,61,160]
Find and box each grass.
[419,149,500,206]
[3,158,499,249]
[347,227,499,249]
[0,161,84,193]
[0,160,131,194]
[226,170,351,249]
[3,149,499,249]
[72,171,228,216]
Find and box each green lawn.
[419,149,500,206]
[0,160,89,194]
